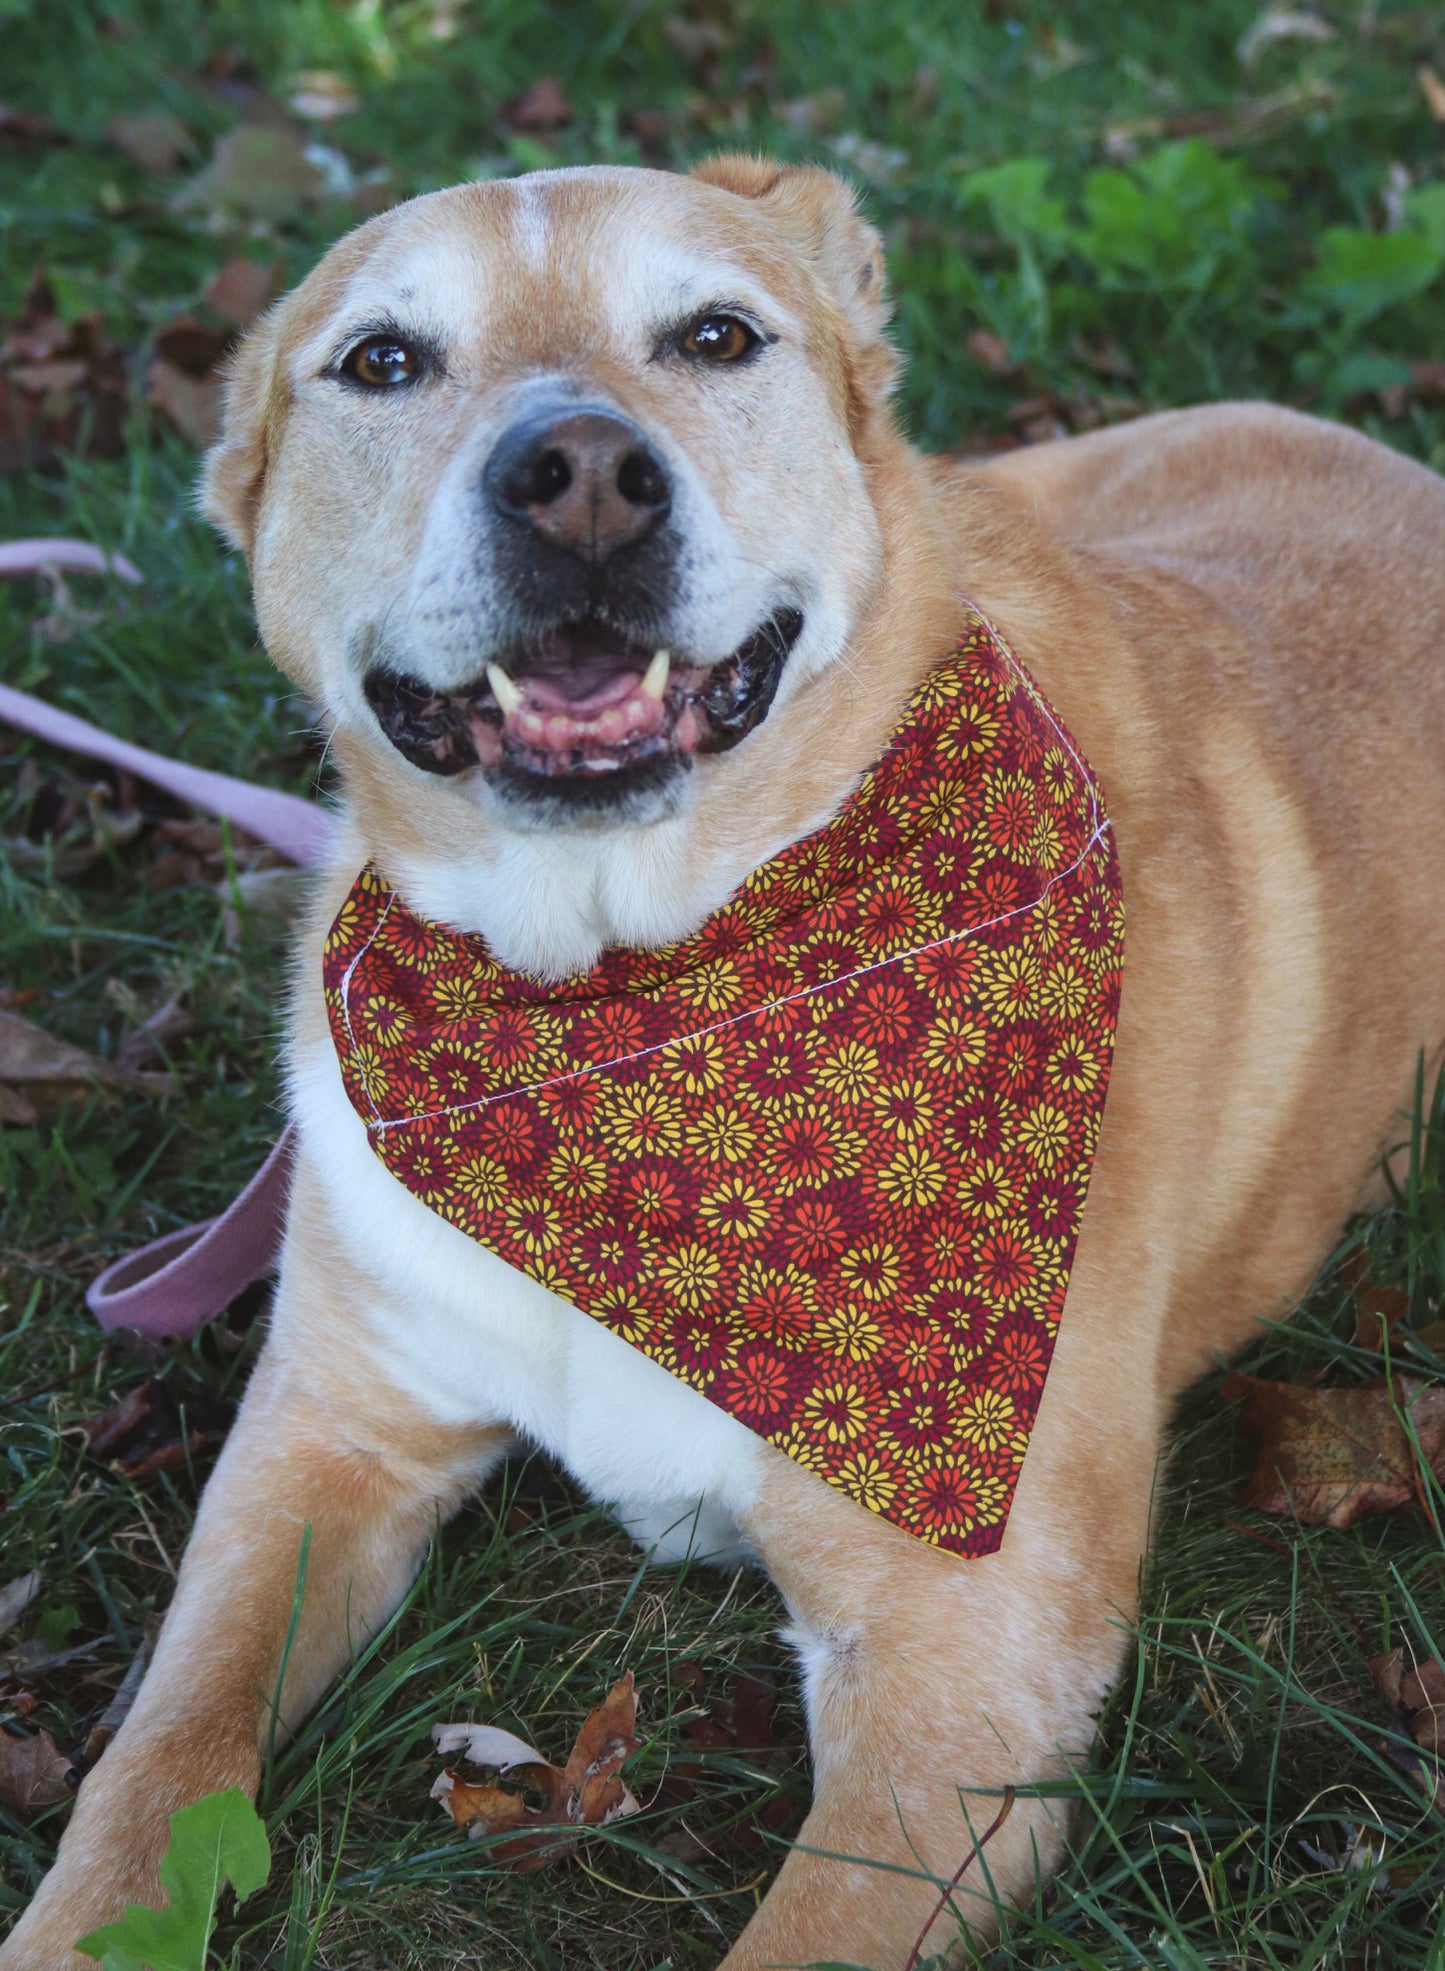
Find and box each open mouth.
[363,609,804,783]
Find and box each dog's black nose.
[484,407,672,563]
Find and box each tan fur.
[7,159,1445,1970]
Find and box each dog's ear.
[197,309,285,555]
[691,154,894,392]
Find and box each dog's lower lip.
[364,609,804,782]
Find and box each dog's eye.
[340,337,423,388]
[681,314,759,364]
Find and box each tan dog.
[7,156,1445,1971]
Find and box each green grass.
[3,2,1444,1964]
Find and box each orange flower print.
[324,610,1122,1560]
[973,1229,1041,1306]
[994,1328,1049,1391]
[855,978,914,1052]
[784,1198,848,1269]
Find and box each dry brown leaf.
[0,269,127,473]
[107,112,191,174]
[430,1673,640,1870]
[1222,1370,1445,1529]
[0,106,67,152]
[82,1378,228,1479]
[1352,1283,1410,1352]
[147,359,223,447]
[175,123,324,223]
[966,329,1019,377]
[0,1728,73,1815]
[204,257,282,329]
[0,1007,176,1117]
[1370,1647,1445,1803]
[1237,10,1334,66]
[115,997,195,1075]
[502,77,573,133]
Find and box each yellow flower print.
[664,1031,728,1096]
[686,1103,758,1164]
[505,1196,565,1256]
[657,1241,723,1308]
[921,1012,989,1076]
[431,973,486,1022]
[455,1152,508,1210]
[872,1078,936,1141]
[916,776,970,828]
[1030,810,1063,865]
[548,1142,609,1198]
[838,1240,903,1303]
[979,948,1040,1020]
[363,994,412,1046]
[876,1141,949,1209]
[698,1176,771,1241]
[801,1379,870,1444]
[594,1285,654,1345]
[836,1451,899,1514]
[1039,962,1091,1023]
[599,1084,685,1158]
[353,1043,390,1108]
[957,1386,1016,1453]
[972,1473,1011,1525]
[814,1040,879,1105]
[818,1303,884,1361]
[1041,745,1077,804]
[956,1155,1016,1221]
[1048,1039,1102,1094]
[1016,1103,1072,1170]
[776,1423,830,1474]
[676,957,744,1014]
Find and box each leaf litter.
[431,1673,640,1869]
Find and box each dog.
[7,155,1445,1971]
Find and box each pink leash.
[2,539,339,1337]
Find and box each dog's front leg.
[2,1205,507,1971]
[721,1345,1162,1971]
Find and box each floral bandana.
[324,610,1124,1557]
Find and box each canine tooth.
[641,649,671,699]
[485,663,523,715]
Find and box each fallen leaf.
[147,358,223,447]
[0,269,128,473]
[287,71,360,122]
[82,1377,228,1479]
[0,1728,73,1814]
[1369,1647,1445,1803]
[0,1007,176,1117]
[0,1574,40,1638]
[175,123,324,223]
[204,257,281,328]
[1222,1370,1445,1529]
[431,1673,640,1869]
[107,112,191,174]
[1410,359,1445,404]
[1353,1284,1410,1352]
[1419,65,1445,122]
[966,328,1020,377]
[501,76,573,133]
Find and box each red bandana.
[324,611,1123,1556]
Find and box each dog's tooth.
[485,663,523,715]
[641,649,671,700]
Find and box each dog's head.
[203,158,934,967]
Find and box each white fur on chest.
[287,1031,764,1565]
